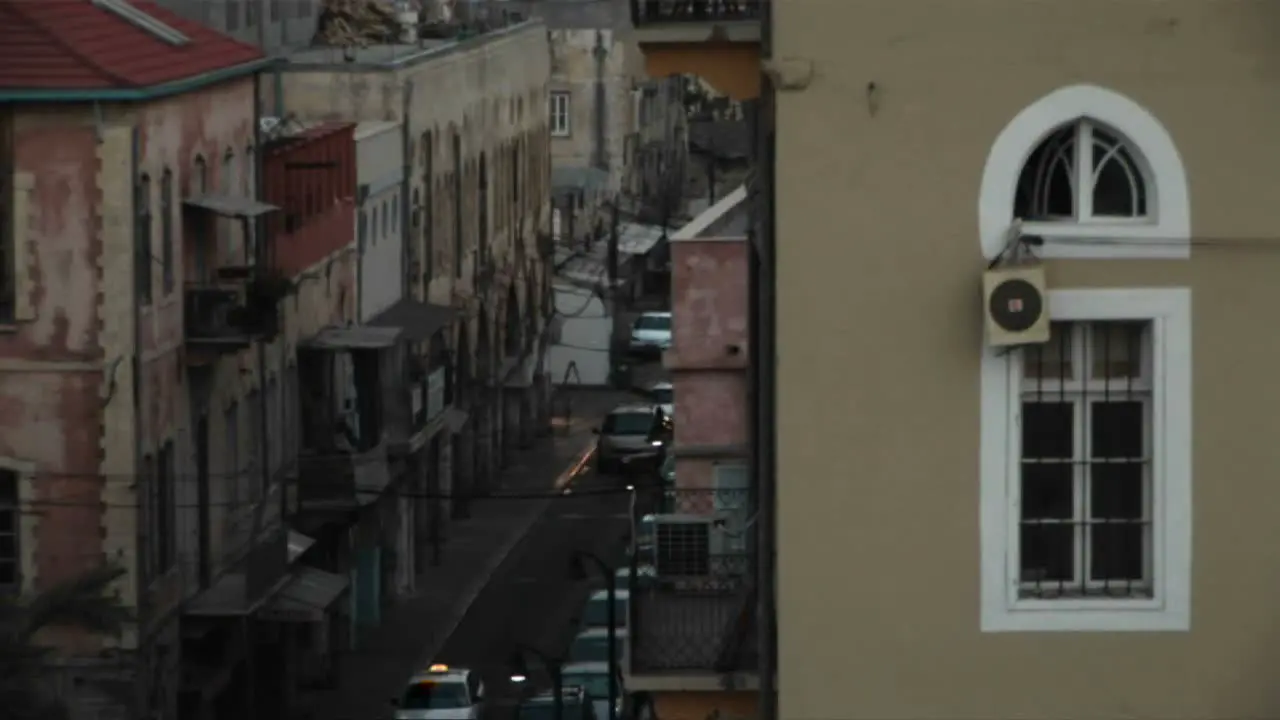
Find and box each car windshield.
[562,673,609,698]
[651,387,672,404]
[634,315,670,331]
[602,412,651,435]
[400,680,470,710]
[570,635,611,663]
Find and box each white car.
[649,381,673,417]
[628,312,672,356]
[393,664,485,720]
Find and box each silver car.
[594,404,671,474]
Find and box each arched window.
[978,84,1190,260]
[1014,121,1147,222]
[193,155,208,195]
[221,149,235,261]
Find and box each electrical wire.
[1020,233,1280,252]
[3,483,669,510]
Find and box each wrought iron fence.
[626,485,757,672]
[630,0,763,25]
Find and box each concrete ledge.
[632,21,760,45]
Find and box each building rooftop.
[0,0,266,97]
[282,19,542,71]
[354,120,402,140]
[672,185,749,240]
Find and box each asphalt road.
[431,464,638,720]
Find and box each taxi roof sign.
[427,664,449,672]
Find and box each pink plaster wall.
[0,77,257,593]
[667,238,749,497]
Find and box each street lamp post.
[511,644,564,720]
[573,549,618,720]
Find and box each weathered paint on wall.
[0,76,259,631]
[548,29,633,191]
[278,21,553,382]
[355,121,405,322]
[667,237,748,492]
[0,113,106,606]
[264,123,358,276]
[130,77,260,625]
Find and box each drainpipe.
[249,72,270,720]
[128,122,149,720]
[398,81,416,569]
[401,80,415,304]
[257,0,268,51]
[592,31,607,171]
[754,85,779,720]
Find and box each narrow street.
[305,387,662,720]
[436,466,633,719]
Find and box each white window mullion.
[1071,397,1087,588]
[1075,121,1095,221]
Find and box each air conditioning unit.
[983,264,1049,347]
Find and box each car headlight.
[650,440,663,447]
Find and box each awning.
[672,185,750,241]
[301,325,401,350]
[183,194,278,218]
[618,223,666,256]
[368,298,456,342]
[288,530,315,563]
[444,407,469,433]
[257,566,349,622]
[552,166,609,192]
[185,573,255,617]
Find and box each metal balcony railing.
[630,0,762,26]
[626,486,758,673]
[184,286,251,344]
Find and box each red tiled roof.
[0,0,266,92]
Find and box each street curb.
[417,437,597,662]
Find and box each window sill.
[983,602,1189,633]
[0,323,17,334]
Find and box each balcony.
[366,298,458,454]
[628,0,762,101]
[184,482,290,617]
[297,443,391,511]
[184,286,253,354]
[294,326,402,511]
[626,486,759,688]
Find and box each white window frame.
[550,92,571,137]
[1016,321,1155,596]
[978,84,1191,261]
[979,287,1192,632]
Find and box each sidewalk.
[302,389,630,720]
